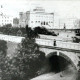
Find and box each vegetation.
[25,25,57,38]
[25,25,39,38]
[75,29,80,36]
[72,37,80,43]
[33,26,57,36]
[0,24,26,36]
[0,27,45,80]
[76,72,80,80]
[10,37,45,80]
[1,37,45,80]
[0,24,57,37]
[0,25,56,80]
[0,40,8,80]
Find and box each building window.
[44,22,45,25]
[41,22,42,25]
[2,23,3,25]
[41,22,44,25]
[46,22,48,25]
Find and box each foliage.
[12,37,45,80]
[72,37,80,43]
[76,72,80,80]
[75,29,80,36]
[33,26,57,36]
[1,37,45,80]
[0,40,8,80]
[26,25,39,39]
[0,26,26,36]
[0,40,7,56]
[0,25,56,37]
[25,25,57,39]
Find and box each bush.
[0,40,8,80]
[33,26,57,36]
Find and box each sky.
[0,0,80,19]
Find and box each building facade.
[19,7,54,29]
[13,17,19,27]
[0,13,13,27]
[59,18,80,29]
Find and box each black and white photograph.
[0,0,80,80]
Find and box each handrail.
[0,34,24,43]
[35,38,80,50]
[0,34,80,50]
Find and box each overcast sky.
[0,0,80,19]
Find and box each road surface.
[31,65,78,80]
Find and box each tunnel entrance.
[48,55,71,73]
[40,52,76,74]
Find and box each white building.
[13,17,19,27]
[0,13,13,27]
[0,5,13,27]
[59,18,80,29]
[19,7,54,29]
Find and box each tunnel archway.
[46,52,77,73]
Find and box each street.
[31,72,77,80]
[31,65,78,80]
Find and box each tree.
[0,40,8,80]
[25,25,39,39]
[2,26,12,35]
[0,26,26,36]
[0,40,7,56]
[33,26,57,36]
[8,37,45,80]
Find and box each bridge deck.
[36,38,80,51]
[0,34,80,52]
[39,45,80,53]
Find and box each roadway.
[31,65,78,80]
[31,72,77,80]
